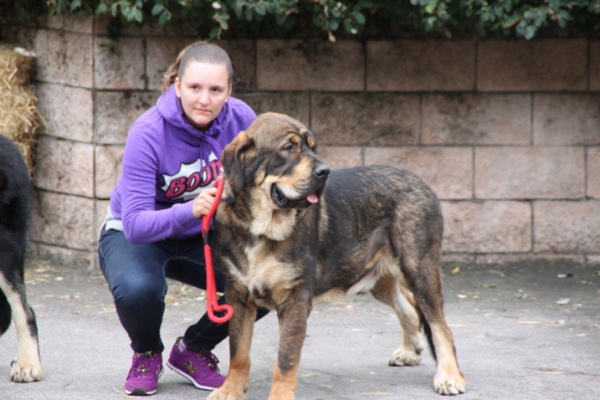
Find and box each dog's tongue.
[307,193,319,204]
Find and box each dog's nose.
[313,163,330,179]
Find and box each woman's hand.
[192,187,218,218]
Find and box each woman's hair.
[161,41,234,92]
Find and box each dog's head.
[221,112,330,211]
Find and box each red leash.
[202,177,234,324]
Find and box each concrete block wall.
[22,14,600,268]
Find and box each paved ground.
[0,257,599,400]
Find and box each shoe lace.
[133,352,156,376]
[199,351,220,372]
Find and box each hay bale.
[0,45,40,176]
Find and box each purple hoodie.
[105,85,256,244]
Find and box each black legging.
[98,227,268,353]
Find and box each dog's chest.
[232,239,299,307]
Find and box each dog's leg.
[0,273,43,382]
[427,319,465,395]
[268,288,311,400]
[208,292,257,400]
[0,290,11,335]
[372,278,425,366]
[403,254,465,395]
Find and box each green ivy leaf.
[525,25,536,39]
[354,11,365,24]
[209,26,221,38]
[255,4,266,16]
[151,3,163,16]
[110,2,118,17]
[133,8,142,22]
[158,11,169,25]
[243,6,252,21]
[70,0,81,12]
[96,3,107,14]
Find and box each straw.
[0,45,40,176]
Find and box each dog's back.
[298,165,443,298]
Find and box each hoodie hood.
[156,85,232,156]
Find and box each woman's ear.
[174,77,181,98]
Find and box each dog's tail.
[0,290,12,336]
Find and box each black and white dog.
[0,134,43,382]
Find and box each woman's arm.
[119,124,197,244]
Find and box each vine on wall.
[2,0,599,41]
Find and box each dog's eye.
[281,142,297,152]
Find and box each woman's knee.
[111,273,167,307]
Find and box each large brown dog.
[208,113,465,400]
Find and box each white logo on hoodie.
[161,152,221,201]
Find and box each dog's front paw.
[207,386,245,400]
[388,348,422,366]
[433,370,466,395]
[268,388,295,400]
[10,358,44,383]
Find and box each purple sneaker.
[124,351,163,396]
[166,337,225,390]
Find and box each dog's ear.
[303,129,318,153]
[221,130,254,195]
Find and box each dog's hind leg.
[0,289,11,335]
[402,253,465,395]
[0,271,43,382]
[371,277,425,367]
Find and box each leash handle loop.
[202,178,234,324]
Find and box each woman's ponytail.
[160,43,192,92]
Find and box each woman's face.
[175,61,232,131]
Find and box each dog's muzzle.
[271,163,330,209]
